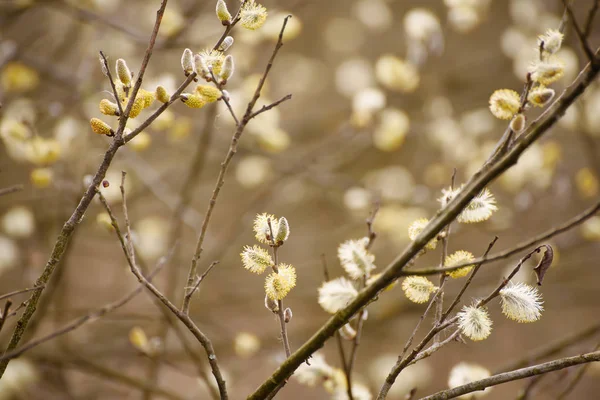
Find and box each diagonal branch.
[419,350,600,400]
[247,46,600,400]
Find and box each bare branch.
[497,322,600,373]
[0,264,162,362]
[419,350,600,400]
[556,342,600,399]
[248,94,293,120]
[562,0,597,64]
[98,178,228,400]
[0,287,44,303]
[0,301,13,335]
[584,0,599,38]
[0,184,23,197]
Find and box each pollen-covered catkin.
[90,118,113,135]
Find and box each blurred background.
[1,0,600,399]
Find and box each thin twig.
[400,280,448,361]
[556,342,600,399]
[562,0,597,64]
[267,220,292,359]
[0,265,162,362]
[584,0,599,38]
[98,181,228,400]
[208,69,239,126]
[183,261,219,312]
[496,322,600,373]
[410,329,461,366]
[515,375,546,400]
[0,301,13,335]
[440,237,499,321]
[321,255,351,389]
[59,355,186,400]
[0,287,44,303]
[419,351,600,400]
[248,94,293,120]
[0,184,23,197]
[183,15,292,312]
[407,200,600,276]
[0,0,170,379]
[345,202,380,399]
[99,51,124,116]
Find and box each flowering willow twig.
[99,51,124,117]
[405,200,600,276]
[246,44,600,392]
[440,237,499,321]
[99,173,228,399]
[433,171,456,344]
[0,0,170,378]
[377,238,497,400]
[345,201,380,400]
[183,15,293,312]
[320,255,351,393]
[419,350,600,400]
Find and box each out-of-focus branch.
[496,322,600,372]
[0,260,164,362]
[562,0,597,64]
[584,0,599,38]
[0,184,23,197]
[419,351,600,400]
[556,342,600,399]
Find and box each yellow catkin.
[195,85,222,103]
[155,86,170,103]
[90,118,113,135]
[181,94,207,109]
[99,99,119,116]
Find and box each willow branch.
[246,52,600,397]
[420,351,600,400]
[183,15,292,312]
[407,200,600,276]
